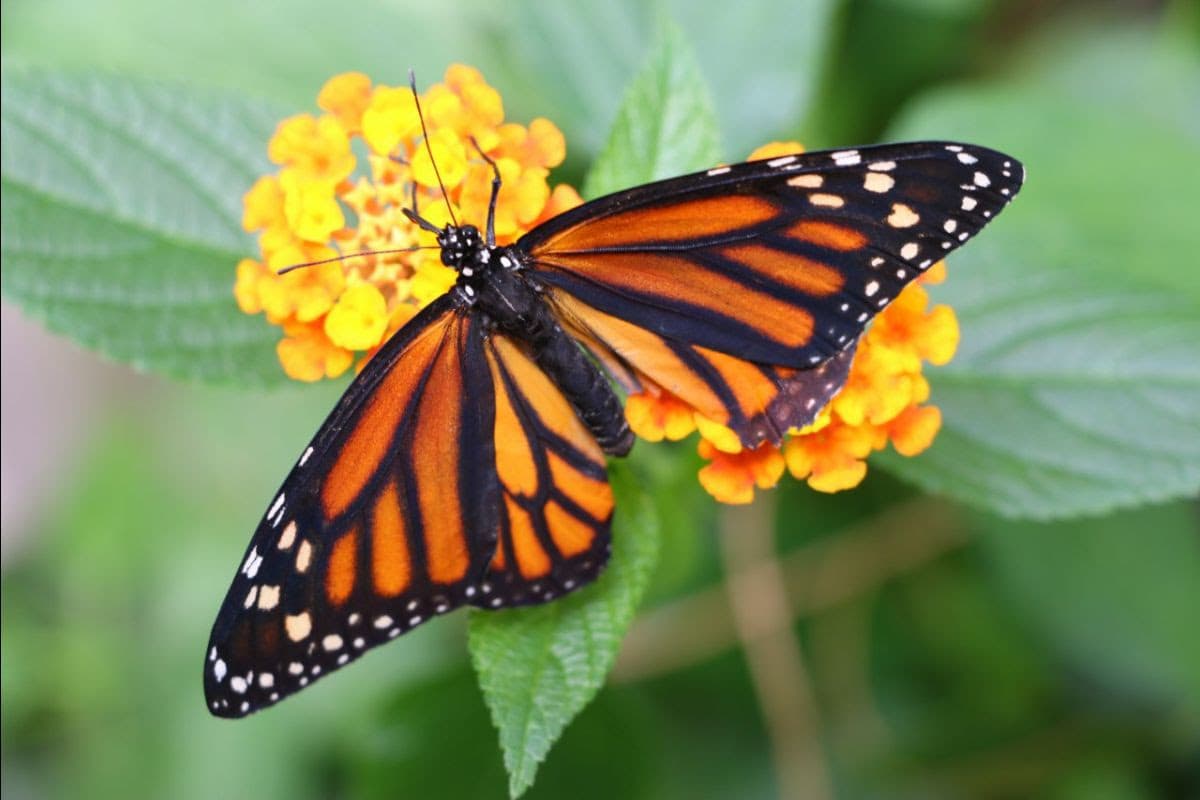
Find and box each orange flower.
[783,417,877,493]
[625,387,698,442]
[277,321,353,382]
[235,65,578,376]
[698,439,786,505]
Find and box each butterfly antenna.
[470,136,502,247]
[276,246,435,275]
[409,69,457,227]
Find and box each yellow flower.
[280,170,345,243]
[318,72,373,134]
[325,283,388,350]
[235,65,578,379]
[242,175,287,232]
[268,114,355,184]
[747,140,805,160]
[361,86,421,157]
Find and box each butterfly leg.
[470,136,503,248]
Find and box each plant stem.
[717,492,833,800]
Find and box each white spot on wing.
[242,547,259,575]
[285,612,312,642]
[900,242,920,260]
[277,520,297,550]
[299,446,314,467]
[864,172,894,193]
[214,659,227,681]
[787,174,823,188]
[268,493,285,522]
[809,193,844,208]
[768,155,797,168]
[956,152,978,165]
[865,281,880,297]
[706,165,731,176]
[887,203,919,228]
[258,585,280,611]
[295,540,312,573]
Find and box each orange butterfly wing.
[205,305,617,716]
[205,298,500,717]
[475,334,614,608]
[519,142,1023,445]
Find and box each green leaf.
[468,463,661,798]
[582,21,720,199]
[1,68,288,386]
[876,31,1200,519]
[977,501,1200,713]
[492,0,836,163]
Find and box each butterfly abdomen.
[476,266,633,457]
[526,309,634,456]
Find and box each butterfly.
[205,128,1023,716]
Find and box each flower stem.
[717,492,833,800]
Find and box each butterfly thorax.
[436,222,633,456]
[437,224,529,315]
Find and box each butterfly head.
[437,224,486,271]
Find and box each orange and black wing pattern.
[519,141,1023,446]
[204,297,499,718]
[474,334,614,608]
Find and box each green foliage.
[878,29,1200,518]
[468,464,661,797]
[2,5,1199,800]
[0,69,288,385]
[978,501,1200,712]
[582,20,720,199]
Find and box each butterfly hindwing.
[205,297,499,718]
[521,141,1023,446]
[472,333,614,609]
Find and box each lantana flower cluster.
[235,65,581,381]
[234,68,958,504]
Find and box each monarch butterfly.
[204,89,1023,715]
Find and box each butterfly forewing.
[520,141,1022,446]
[205,298,499,718]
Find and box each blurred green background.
[2,1,1199,798]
